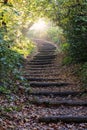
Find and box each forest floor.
[0,40,87,130]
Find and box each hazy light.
[30,19,47,31]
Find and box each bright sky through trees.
[30,19,48,31]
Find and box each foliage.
[52,0,87,63]
[47,26,64,44]
[60,43,69,52]
[0,86,10,94]
[0,1,35,90]
[49,1,87,87]
[60,43,73,65]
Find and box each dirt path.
[0,40,87,129]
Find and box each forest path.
[22,40,87,129]
[1,40,87,129]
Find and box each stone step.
[28,61,53,65]
[26,77,60,81]
[38,116,87,123]
[30,82,70,87]
[31,85,81,93]
[30,91,85,97]
[27,67,60,70]
[33,56,56,60]
[24,73,59,77]
[30,59,55,62]
[38,47,56,51]
[25,70,58,74]
[37,53,56,55]
[35,54,57,57]
[28,64,59,68]
[38,50,56,52]
[35,53,57,57]
[30,99,87,107]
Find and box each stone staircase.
[23,40,87,125]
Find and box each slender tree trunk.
[4,0,8,4]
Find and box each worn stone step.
[28,61,53,65]
[38,50,56,53]
[33,56,56,60]
[28,64,59,68]
[31,85,81,93]
[38,47,55,50]
[34,55,57,59]
[38,46,55,48]
[26,69,58,72]
[39,45,56,48]
[37,53,56,55]
[37,52,56,55]
[27,67,60,70]
[24,73,59,77]
[38,116,87,123]
[35,54,57,57]
[23,69,60,74]
[26,77,60,81]
[39,48,55,50]
[39,47,56,51]
[24,69,57,72]
[30,99,87,107]
[30,91,85,97]
[30,59,55,62]
[25,70,58,74]
[30,82,70,87]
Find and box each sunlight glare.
[30,19,47,31]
